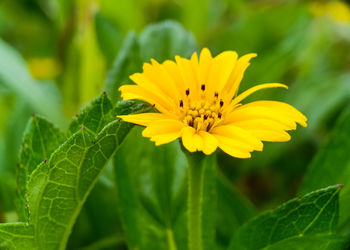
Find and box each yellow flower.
[118,49,307,158]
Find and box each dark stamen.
[201,84,205,91]
[204,114,208,120]
[186,89,190,96]
[218,113,222,118]
[206,124,211,132]
[214,92,218,98]
[180,100,183,107]
[220,99,224,107]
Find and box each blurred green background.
[1,0,350,249]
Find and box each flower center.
[180,86,224,132]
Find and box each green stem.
[184,150,206,250]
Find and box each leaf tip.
[338,184,344,189]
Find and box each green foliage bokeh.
[1,0,350,249]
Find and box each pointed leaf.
[300,106,350,229]
[229,185,342,250]
[68,93,114,136]
[17,116,65,221]
[0,98,149,249]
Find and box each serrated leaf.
[229,185,342,250]
[0,96,148,250]
[17,116,65,221]
[300,106,350,230]
[68,93,114,136]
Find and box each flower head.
[118,49,307,158]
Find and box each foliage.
[1,0,350,249]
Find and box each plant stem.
[184,150,205,250]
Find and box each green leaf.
[114,128,188,250]
[94,13,123,66]
[138,20,196,63]
[104,31,140,103]
[0,223,35,249]
[114,128,219,250]
[67,179,124,249]
[104,21,196,104]
[263,233,345,250]
[0,96,148,249]
[17,116,65,221]
[68,93,114,136]
[216,173,256,248]
[300,106,350,229]
[229,185,342,250]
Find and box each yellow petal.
[199,131,218,155]
[142,119,184,138]
[150,133,183,146]
[220,116,292,142]
[182,126,196,152]
[239,101,307,127]
[198,48,213,86]
[249,130,291,142]
[193,133,204,151]
[223,53,257,100]
[148,59,180,100]
[211,125,263,151]
[162,60,187,103]
[129,72,179,104]
[230,83,288,106]
[129,72,165,97]
[175,56,199,98]
[231,118,293,131]
[119,85,174,114]
[215,136,252,158]
[142,119,184,146]
[225,100,306,129]
[207,51,238,97]
[118,113,175,126]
